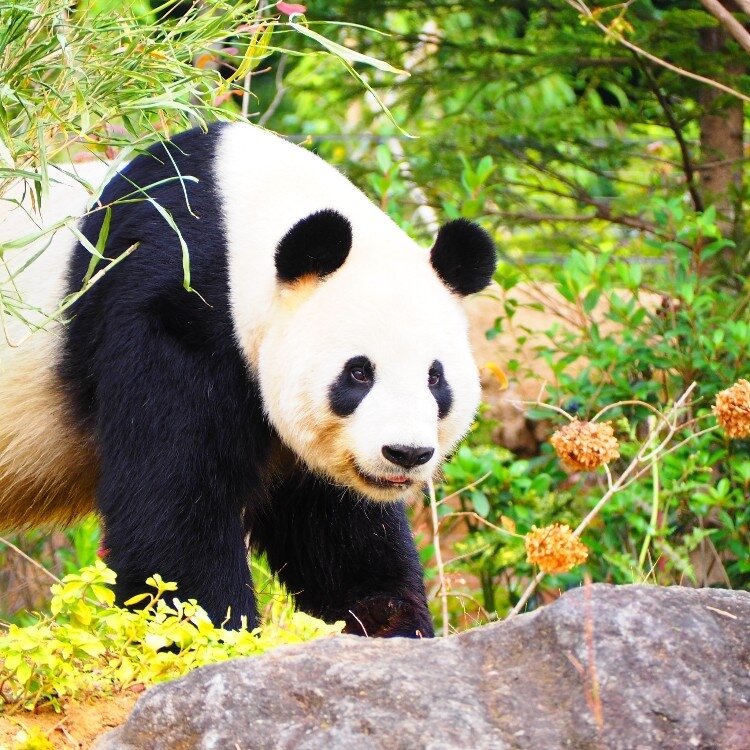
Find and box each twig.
[577,385,696,534]
[347,609,369,637]
[427,479,449,637]
[242,0,268,118]
[507,383,698,618]
[638,418,660,569]
[258,55,288,127]
[500,145,669,238]
[443,544,492,567]
[637,58,704,213]
[616,424,719,494]
[509,571,545,616]
[442,511,522,539]
[508,398,573,422]
[436,471,492,507]
[0,536,61,585]
[53,721,79,747]
[705,605,738,619]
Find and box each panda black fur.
[0,123,496,638]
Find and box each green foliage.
[431,444,576,618]
[531,203,750,589]
[0,518,102,624]
[57,516,101,575]
[269,2,748,276]
[0,0,403,331]
[438,202,749,623]
[0,0,268,330]
[0,0,265,192]
[0,561,341,713]
[531,200,749,410]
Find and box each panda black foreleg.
[251,471,434,638]
[80,314,266,630]
[99,476,256,630]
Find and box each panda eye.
[350,368,368,383]
[349,359,373,385]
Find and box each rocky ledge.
[94,584,750,750]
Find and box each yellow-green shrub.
[0,561,341,713]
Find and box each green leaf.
[229,23,274,83]
[91,584,116,606]
[375,144,392,174]
[288,17,406,75]
[583,288,601,314]
[16,659,32,685]
[471,490,490,518]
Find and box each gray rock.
[94,585,750,750]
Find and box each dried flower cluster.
[714,379,750,439]
[549,419,620,471]
[524,523,589,574]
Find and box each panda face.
[258,275,480,501]
[254,211,494,502]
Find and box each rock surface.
[94,585,750,750]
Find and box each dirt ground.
[0,692,138,749]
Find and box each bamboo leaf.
[288,16,407,75]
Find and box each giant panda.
[0,123,495,638]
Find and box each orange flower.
[714,379,750,439]
[525,523,588,574]
[549,419,620,472]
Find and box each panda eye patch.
[428,360,453,419]
[329,356,375,417]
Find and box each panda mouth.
[356,468,414,489]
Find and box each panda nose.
[382,444,435,469]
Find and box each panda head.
[256,209,496,502]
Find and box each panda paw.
[342,594,434,639]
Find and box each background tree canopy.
[254,2,746,269]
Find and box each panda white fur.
[0,123,495,637]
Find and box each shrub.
[430,200,749,629]
[0,561,341,713]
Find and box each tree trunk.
[698,26,745,249]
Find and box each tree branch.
[258,56,288,128]
[699,0,750,54]
[500,149,672,239]
[638,59,704,212]
[489,211,599,223]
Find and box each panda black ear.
[275,209,352,283]
[430,219,496,296]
